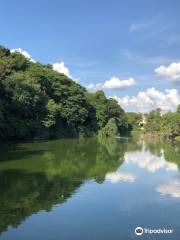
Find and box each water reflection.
[105,171,137,183]
[0,137,128,234]
[156,176,180,198]
[124,146,178,173]
[0,137,180,239]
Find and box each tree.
[145,109,162,133]
[86,91,108,129]
[0,45,10,57]
[160,112,180,138]
[98,118,119,138]
[177,104,180,113]
[0,44,130,140]
[126,112,141,130]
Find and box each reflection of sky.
[124,149,178,173]
[105,171,136,183]
[105,147,180,200]
[156,176,180,198]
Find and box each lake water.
[0,137,180,240]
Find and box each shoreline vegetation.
[134,107,180,142]
[0,45,180,142]
[0,45,130,141]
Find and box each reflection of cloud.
[106,171,136,183]
[124,149,178,173]
[156,177,180,198]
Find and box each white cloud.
[155,62,180,82]
[52,61,78,82]
[86,83,102,91]
[103,77,135,89]
[86,77,135,91]
[11,48,35,62]
[52,62,71,77]
[106,171,136,183]
[111,88,180,113]
[156,177,180,198]
[124,148,178,173]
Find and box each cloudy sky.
[1,0,180,112]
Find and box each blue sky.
[1,0,180,112]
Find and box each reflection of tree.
[0,170,78,234]
[142,139,180,170]
[0,137,137,234]
[163,144,180,171]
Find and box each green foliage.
[43,99,62,128]
[143,108,180,139]
[177,104,180,113]
[0,45,129,140]
[126,112,141,130]
[107,98,130,134]
[160,112,180,138]
[145,108,161,133]
[107,98,124,119]
[175,136,180,142]
[98,118,119,137]
[10,52,30,71]
[86,92,129,133]
[86,91,108,129]
[0,45,10,57]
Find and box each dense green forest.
[0,45,130,140]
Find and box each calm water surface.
[0,137,180,240]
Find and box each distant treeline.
[127,107,180,140]
[0,45,130,140]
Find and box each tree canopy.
[143,108,180,139]
[0,45,129,140]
